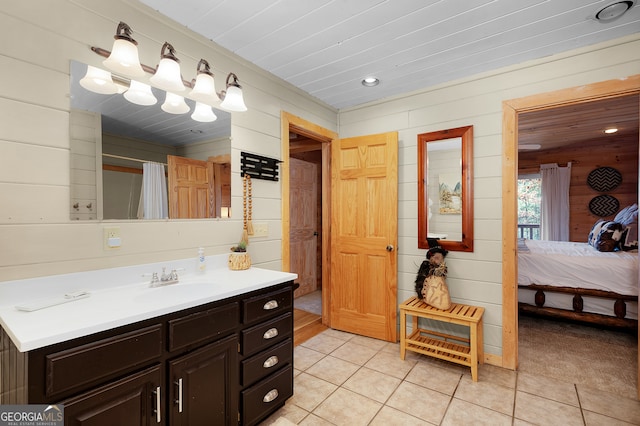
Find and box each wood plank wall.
[518,135,638,242]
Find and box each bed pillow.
[619,223,638,251]
[614,203,638,226]
[588,220,625,252]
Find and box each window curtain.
[540,162,571,241]
[137,162,168,219]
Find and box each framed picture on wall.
[439,173,462,214]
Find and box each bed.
[518,239,638,329]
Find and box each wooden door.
[169,335,239,426]
[330,132,398,342]
[167,155,210,218]
[290,158,318,298]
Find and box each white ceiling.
[137,0,640,110]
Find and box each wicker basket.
[228,252,251,270]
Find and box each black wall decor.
[241,151,281,181]
[588,194,620,217]
[587,166,622,192]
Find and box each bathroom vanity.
[0,256,296,425]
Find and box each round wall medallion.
[588,194,620,217]
[587,167,622,192]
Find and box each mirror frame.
[417,125,474,252]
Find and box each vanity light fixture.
[90,21,248,112]
[191,102,218,122]
[219,73,247,112]
[161,92,190,114]
[150,42,186,92]
[102,22,146,78]
[123,80,157,106]
[80,65,119,94]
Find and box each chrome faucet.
[147,267,180,287]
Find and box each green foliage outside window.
[518,177,541,239]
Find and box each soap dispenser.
[197,247,206,273]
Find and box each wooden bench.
[399,296,485,381]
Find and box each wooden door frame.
[501,75,640,373]
[281,112,338,326]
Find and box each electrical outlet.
[252,223,268,237]
[103,227,121,250]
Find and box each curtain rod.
[102,153,167,166]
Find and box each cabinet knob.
[263,327,279,339]
[263,389,279,403]
[263,300,279,310]
[263,355,279,368]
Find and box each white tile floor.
[263,328,640,425]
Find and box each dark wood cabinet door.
[61,365,162,426]
[169,335,239,426]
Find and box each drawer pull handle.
[263,355,279,368]
[263,328,279,339]
[153,386,161,423]
[263,300,279,310]
[175,378,183,413]
[263,389,279,403]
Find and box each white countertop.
[0,255,297,352]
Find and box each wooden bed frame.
[518,283,638,330]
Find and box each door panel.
[330,132,398,342]
[290,158,318,298]
[167,155,210,218]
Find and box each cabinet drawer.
[168,302,239,352]
[242,286,292,324]
[241,364,293,426]
[241,338,292,387]
[241,313,292,356]
[46,324,163,398]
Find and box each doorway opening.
[501,75,640,398]
[280,112,337,344]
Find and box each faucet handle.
[170,269,179,281]
[150,272,159,283]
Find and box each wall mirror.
[69,60,232,221]
[418,125,474,252]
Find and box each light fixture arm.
[196,59,213,76]
[159,42,179,62]
[114,21,137,44]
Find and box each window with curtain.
[540,163,572,241]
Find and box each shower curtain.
[137,162,168,219]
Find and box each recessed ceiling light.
[595,1,634,22]
[604,127,619,134]
[362,76,379,87]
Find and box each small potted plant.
[228,239,251,270]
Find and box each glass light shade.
[220,85,247,112]
[191,102,217,122]
[189,73,218,105]
[79,66,118,94]
[150,58,185,92]
[123,80,157,106]
[103,39,145,78]
[161,92,190,114]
